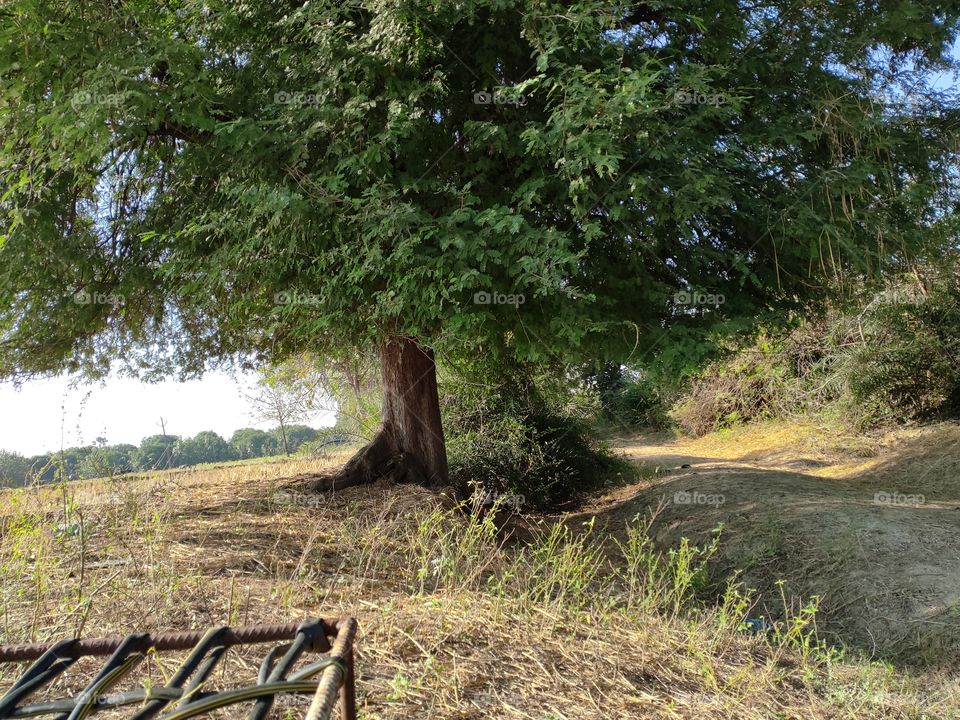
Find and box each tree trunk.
[315,336,461,497]
[279,419,289,455]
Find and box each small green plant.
[409,506,501,593]
[386,672,411,702]
[513,518,604,609]
[615,515,724,616]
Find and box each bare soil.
[589,421,960,667]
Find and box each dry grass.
[605,420,960,673]
[616,418,952,479]
[1,452,958,719]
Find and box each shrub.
[667,267,960,434]
[829,273,960,425]
[586,362,670,430]
[670,335,799,436]
[442,363,626,508]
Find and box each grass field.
[1,442,958,719]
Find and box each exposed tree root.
[302,430,434,493]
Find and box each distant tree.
[25,454,55,483]
[0,450,30,487]
[272,425,318,454]
[107,443,138,472]
[175,431,233,467]
[57,447,93,480]
[317,353,381,442]
[80,443,137,478]
[229,428,278,459]
[133,434,180,471]
[245,367,318,456]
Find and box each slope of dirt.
[596,421,960,667]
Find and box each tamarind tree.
[1,0,957,495]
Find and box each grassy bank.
[0,454,957,718]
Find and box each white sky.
[0,371,337,456]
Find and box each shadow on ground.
[585,424,960,669]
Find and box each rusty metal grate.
[0,617,357,720]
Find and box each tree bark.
[278,418,289,455]
[314,336,461,497]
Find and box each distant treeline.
[0,426,348,487]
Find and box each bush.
[670,335,799,436]
[829,274,960,425]
[616,376,670,428]
[589,363,670,430]
[667,267,960,434]
[442,363,626,509]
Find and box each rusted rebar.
[0,620,339,663]
[0,619,357,720]
[305,617,358,720]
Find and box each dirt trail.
[592,422,960,668]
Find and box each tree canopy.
[2,1,957,383]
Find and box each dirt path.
[591,422,960,668]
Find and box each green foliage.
[615,517,724,616]
[174,431,234,466]
[133,434,179,471]
[671,334,798,436]
[229,428,279,459]
[315,353,381,442]
[244,360,325,454]
[298,428,351,457]
[615,377,670,429]
[587,362,669,430]
[272,425,318,454]
[0,423,328,484]
[0,450,30,487]
[668,266,960,433]
[442,362,625,508]
[2,0,957,382]
[79,443,137,479]
[833,278,960,422]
